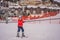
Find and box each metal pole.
[5,10,9,24]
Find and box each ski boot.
[21,32,25,38]
[16,32,20,37]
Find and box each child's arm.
[23,21,26,23]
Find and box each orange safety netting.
[22,11,58,20]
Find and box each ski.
[16,35,28,38]
[21,36,28,38]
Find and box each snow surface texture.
[54,0,60,2]
[0,22,60,40]
[0,12,60,40]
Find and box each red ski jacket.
[18,19,24,27]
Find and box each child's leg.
[21,27,24,32]
[21,27,25,37]
[17,27,20,37]
[17,27,20,32]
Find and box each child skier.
[17,16,25,37]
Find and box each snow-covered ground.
[0,13,60,40]
[0,22,60,40]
